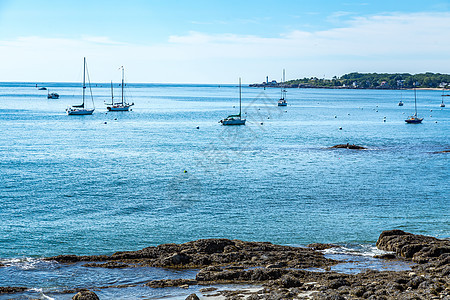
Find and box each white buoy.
[339,127,342,130]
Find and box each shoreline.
[249,84,446,91]
[1,230,448,299]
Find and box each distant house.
[380,81,388,87]
[439,82,449,88]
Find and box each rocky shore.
[1,230,448,299]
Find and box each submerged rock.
[307,243,340,250]
[72,290,99,300]
[432,150,450,153]
[329,143,367,150]
[185,293,200,300]
[0,287,27,294]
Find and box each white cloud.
[0,12,449,83]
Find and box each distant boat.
[398,83,404,106]
[66,57,95,115]
[47,92,59,99]
[440,88,448,107]
[38,87,47,90]
[405,86,423,124]
[106,66,134,111]
[220,78,246,125]
[278,69,287,106]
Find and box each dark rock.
[145,279,197,288]
[432,150,450,153]
[161,253,191,266]
[307,243,340,250]
[46,238,334,270]
[278,275,303,288]
[199,287,218,292]
[72,290,99,300]
[327,278,350,289]
[329,144,367,150]
[376,230,450,263]
[407,276,425,289]
[0,287,27,294]
[350,286,366,297]
[83,261,129,268]
[386,281,405,292]
[373,253,397,259]
[185,293,199,300]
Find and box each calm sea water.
[0,82,448,299]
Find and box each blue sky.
[0,0,449,83]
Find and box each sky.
[0,0,449,83]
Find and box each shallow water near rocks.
[0,82,448,298]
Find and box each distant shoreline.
[248,84,445,91]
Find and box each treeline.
[285,72,450,89]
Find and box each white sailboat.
[278,69,287,106]
[106,66,134,111]
[220,78,246,125]
[66,57,95,115]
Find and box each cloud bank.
[0,12,449,83]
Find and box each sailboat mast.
[414,86,417,116]
[111,80,114,104]
[121,66,124,105]
[82,57,86,108]
[239,77,242,119]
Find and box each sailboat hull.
[221,118,246,125]
[66,108,95,115]
[405,117,423,124]
[107,104,133,111]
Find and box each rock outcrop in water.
[46,239,335,270]
[72,290,99,300]
[376,229,450,263]
[329,143,367,150]
[2,231,448,299]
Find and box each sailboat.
[440,88,448,107]
[66,57,95,115]
[106,66,134,111]
[278,69,287,106]
[220,78,246,125]
[405,85,423,124]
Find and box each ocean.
[0,82,448,299]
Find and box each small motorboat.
[48,92,59,99]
